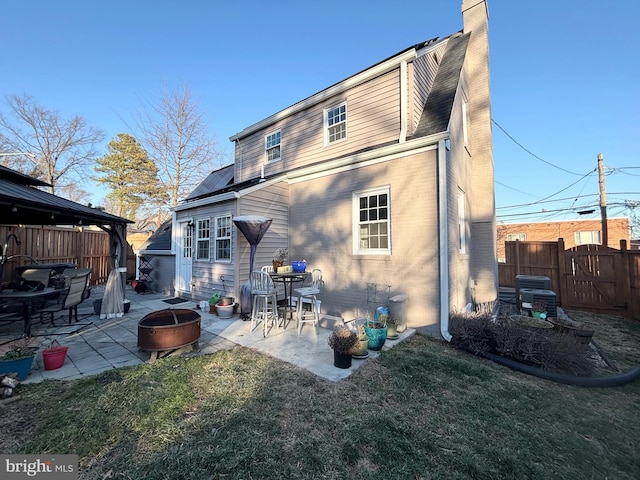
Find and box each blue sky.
[2,0,639,230]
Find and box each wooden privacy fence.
[0,225,136,286]
[499,239,640,320]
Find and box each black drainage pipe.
[454,342,640,388]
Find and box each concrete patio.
[0,285,415,383]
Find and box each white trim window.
[353,187,390,255]
[575,230,601,245]
[325,102,347,145]
[196,218,210,260]
[182,222,193,259]
[215,215,232,261]
[506,233,526,242]
[458,188,467,254]
[265,130,281,162]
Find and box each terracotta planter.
[218,296,234,306]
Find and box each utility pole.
[598,153,608,247]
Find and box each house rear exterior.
[169,0,497,336]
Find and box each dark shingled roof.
[139,219,172,251]
[409,32,470,139]
[0,165,131,226]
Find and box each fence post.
[515,239,521,275]
[77,228,85,268]
[557,238,567,308]
[620,240,632,315]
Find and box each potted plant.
[272,248,288,270]
[386,316,399,339]
[531,300,547,320]
[363,316,388,351]
[41,338,69,371]
[351,324,369,359]
[0,336,36,381]
[209,291,220,314]
[328,326,358,369]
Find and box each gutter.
[172,191,238,211]
[399,60,408,143]
[438,138,452,342]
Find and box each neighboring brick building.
[497,217,630,262]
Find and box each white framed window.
[575,230,601,245]
[182,222,193,258]
[353,186,390,255]
[458,188,467,254]
[265,131,281,162]
[215,215,232,261]
[325,102,347,145]
[506,233,527,242]
[196,218,210,260]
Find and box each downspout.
[438,139,452,341]
[399,60,408,143]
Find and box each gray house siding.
[234,68,403,184]
[139,253,175,297]
[289,148,441,328]
[175,0,495,333]
[447,81,474,312]
[177,201,238,302]
[236,181,290,281]
[412,41,448,131]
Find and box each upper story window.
[353,186,390,255]
[575,230,601,245]
[215,215,232,261]
[265,131,281,162]
[325,103,347,145]
[196,218,210,260]
[506,233,526,242]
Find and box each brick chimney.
[461,0,497,303]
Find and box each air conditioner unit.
[519,288,557,318]
[515,275,551,311]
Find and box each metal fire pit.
[137,308,201,363]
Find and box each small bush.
[449,308,595,376]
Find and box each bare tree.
[625,200,640,240]
[135,83,223,211]
[0,94,105,196]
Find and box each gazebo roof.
[0,165,131,227]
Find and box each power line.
[497,192,640,210]
[496,169,596,211]
[497,201,637,220]
[491,118,585,175]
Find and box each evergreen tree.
[94,133,166,220]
